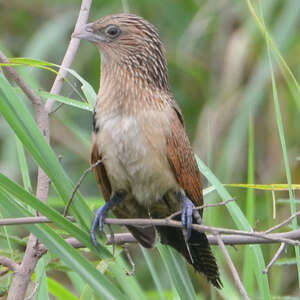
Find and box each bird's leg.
[91,190,126,247]
[179,193,193,241]
[177,192,202,241]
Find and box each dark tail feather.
[157,226,222,288]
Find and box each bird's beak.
[72,23,104,43]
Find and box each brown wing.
[91,141,111,202]
[166,106,203,209]
[163,106,222,287]
[91,137,157,248]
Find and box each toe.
[193,209,202,224]
[91,216,99,247]
[98,214,106,236]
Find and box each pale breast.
[94,108,180,206]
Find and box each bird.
[74,13,221,288]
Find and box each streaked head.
[73,13,169,90]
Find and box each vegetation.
[0,0,300,299]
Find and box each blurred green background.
[0,0,300,299]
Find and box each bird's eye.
[105,25,121,38]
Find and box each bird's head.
[73,13,169,90]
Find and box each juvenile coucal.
[74,13,221,288]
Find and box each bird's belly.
[96,113,179,206]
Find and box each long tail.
[157,226,222,288]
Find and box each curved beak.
[72,23,104,43]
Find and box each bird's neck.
[97,60,170,115]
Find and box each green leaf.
[140,247,166,300]
[37,90,93,111]
[47,276,80,300]
[0,188,126,300]
[15,137,32,192]
[262,0,300,291]
[68,272,86,296]
[35,257,50,300]
[0,73,97,242]
[157,245,197,300]
[0,172,111,258]
[196,156,271,300]
[108,255,147,300]
[8,57,97,106]
[79,285,95,300]
[225,183,300,191]
[242,114,255,296]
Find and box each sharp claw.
[193,209,202,225]
[91,230,99,248]
[90,191,126,247]
[98,213,106,236]
[91,215,99,247]
[91,205,107,247]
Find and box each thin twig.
[215,234,250,300]
[263,242,286,274]
[123,247,135,276]
[167,198,235,220]
[0,256,19,272]
[35,228,300,253]
[1,215,300,246]
[265,211,300,234]
[0,51,43,109]
[103,218,300,246]
[0,216,75,226]
[64,160,102,216]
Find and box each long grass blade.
[0,188,126,300]
[196,156,271,299]
[261,2,300,292]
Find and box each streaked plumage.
[76,13,221,288]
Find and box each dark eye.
[105,25,121,38]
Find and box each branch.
[103,218,300,246]
[63,160,102,216]
[1,216,300,246]
[216,234,250,300]
[167,198,236,220]
[0,45,50,300]
[1,1,92,299]
[263,242,286,274]
[265,210,300,234]
[0,216,75,226]
[0,51,43,109]
[0,256,19,272]
[123,246,136,276]
[44,0,92,114]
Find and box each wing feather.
[166,107,203,209]
[91,141,111,202]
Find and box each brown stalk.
[1,215,300,246]
[215,234,250,300]
[263,242,286,274]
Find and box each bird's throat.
[98,59,170,115]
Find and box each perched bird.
[74,13,221,288]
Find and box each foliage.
[0,0,300,299]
